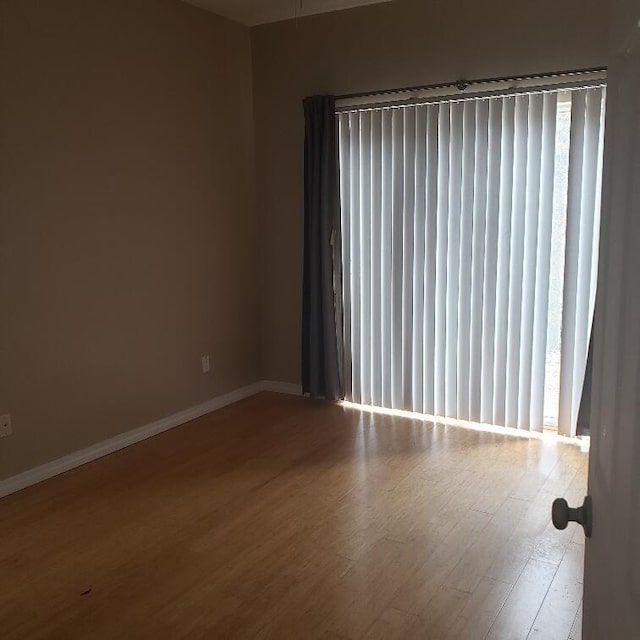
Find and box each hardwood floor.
[0,392,588,639]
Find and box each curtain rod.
[335,66,607,101]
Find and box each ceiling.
[180,0,393,26]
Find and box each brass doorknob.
[552,495,592,538]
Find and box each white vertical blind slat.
[559,92,587,435]
[517,93,544,430]
[434,104,450,417]
[575,88,604,387]
[480,99,503,424]
[505,95,529,429]
[359,111,372,405]
[370,110,383,406]
[445,103,463,417]
[380,109,393,408]
[590,91,606,321]
[560,87,605,435]
[457,100,476,420]
[402,108,416,408]
[390,109,404,409]
[412,107,427,411]
[469,100,489,422]
[338,115,353,400]
[348,112,362,404]
[530,92,558,431]
[423,105,439,415]
[492,97,516,426]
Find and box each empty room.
[1,0,638,638]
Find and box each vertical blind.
[338,85,606,435]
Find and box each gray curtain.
[301,95,344,401]
[577,334,594,436]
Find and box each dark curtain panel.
[577,334,594,436]
[301,95,344,401]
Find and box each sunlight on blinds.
[339,86,606,434]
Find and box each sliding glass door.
[338,85,605,435]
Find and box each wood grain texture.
[0,393,587,639]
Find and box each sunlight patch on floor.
[340,400,590,452]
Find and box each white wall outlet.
[0,414,12,437]
[201,355,211,374]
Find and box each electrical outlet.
[201,355,211,374]
[0,414,12,437]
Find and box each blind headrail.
[336,67,607,113]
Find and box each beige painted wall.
[252,0,610,385]
[0,0,257,479]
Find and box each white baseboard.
[260,380,303,396]
[0,380,301,499]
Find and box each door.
[582,0,640,637]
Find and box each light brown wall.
[0,0,258,479]
[252,0,610,385]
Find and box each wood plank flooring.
[0,392,588,639]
